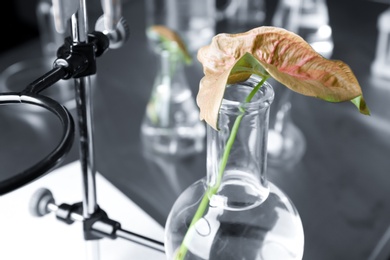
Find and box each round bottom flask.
[165,178,304,260]
[164,76,304,260]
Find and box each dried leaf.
[148,25,192,64]
[197,26,370,130]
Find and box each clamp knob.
[95,16,130,49]
[29,188,55,217]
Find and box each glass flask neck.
[206,76,274,211]
[158,49,185,80]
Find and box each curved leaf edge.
[197,39,371,130]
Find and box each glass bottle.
[140,45,206,157]
[298,0,334,58]
[371,7,390,80]
[144,0,216,55]
[164,76,304,260]
[216,0,266,34]
[273,0,334,58]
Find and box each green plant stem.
[175,76,268,260]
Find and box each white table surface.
[0,161,166,260]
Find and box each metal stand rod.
[70,0,99,259]
[74,76,98,217]
[70,0,98,222]
[85,241,100,260]
[115,228,165,252]
[23,67,68,94]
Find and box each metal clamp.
[29,188,165,252]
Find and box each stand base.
[0,161,165,260]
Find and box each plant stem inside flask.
[175,75,269,260]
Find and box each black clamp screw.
[55,31,110,79]
[55,201,121,241]
[83,206,121,241]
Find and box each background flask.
[140,43,205,156]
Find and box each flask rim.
[221,75,274,111]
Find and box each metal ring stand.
[0,92,74,195]
[0,0,165,258]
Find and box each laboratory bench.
[1,0,390,259]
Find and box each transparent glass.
[140,48,206,156]
[145,0,216,54]
[164,76,304,260]
[273,0,334,58]
[371,7,390,79]
[216,0,266,33]
[266,79,306,171]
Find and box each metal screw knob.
[95,16,130,49]
[29,188,55,217]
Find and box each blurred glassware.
[140,39,206,157]
[368,9,390,260]
[145,0,216,54]
[272,0,301,32]
[216,0,266,33]
[266,78,307,171]
[37,0,66,58]
[273,0,334,58]
[268,0,334,170]
[0,0,75,109]
[371,7,390,80]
